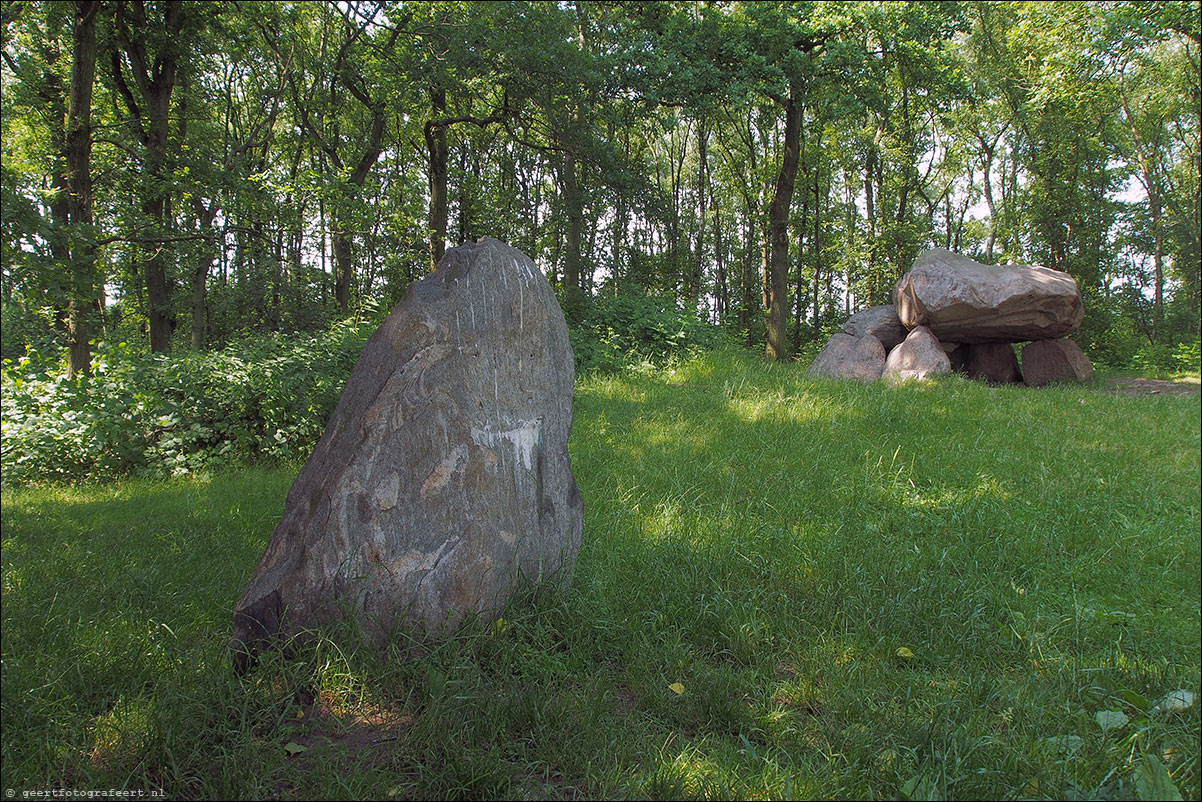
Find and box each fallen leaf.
[1043,735,1083,756]
[1135,754,1183,801]
[1151,690,1196,714]
[1095,710,1128,732]
[896,647,915,659]
[668,682,685,695]
[283,741,308,757]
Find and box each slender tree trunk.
[865,137,879,304]
[426,87,449,270]
[189,202,218,349]
[65,1,100,376]
[333,106,385,311]
[689,119,708,307]
[711,184,725,323]
[114,0,184,353]
[1151,186,1164,342]
[766,89,802,361]
[560,148,584,316]
[741,206,755,345]
[332,213,354,311]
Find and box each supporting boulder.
[958,342,1023,384]
[894,248,1084,343]
[883,326,952,384]
[1021,338,1094,386]
[841,305,907,351]
[230,237,583,668]
[807,333,887,382]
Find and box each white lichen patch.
[470,419,541,471]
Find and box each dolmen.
[809,248,1093,386]
[231,237,583,669]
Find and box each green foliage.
[1130,339,1202,376]
[568,293,730,374]
[1,316,376,485]
[1172,340,1201,373]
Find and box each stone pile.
[808,248,1093,386]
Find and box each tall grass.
[2,348,1198,799]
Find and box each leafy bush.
[1128,339,1201,376]
[1130,343,1178,374]
[569,292,730,373]
[1,316,377,485]
[1172,339,1200,373]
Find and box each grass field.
[2,348,1199,800]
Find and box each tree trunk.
[766,89,802,361]
[425,87,449,271]
[114,0,185,353]
[333,214,354,311]
[741,206,756,345]
[560,147,584,318]
[689,119,708,307]
[1151,185,1164,343]
[65,1,101,377]
[332,105,386,311]
[711,183,726,323]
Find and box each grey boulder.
[841,305,908,351]
[231,237,582,667]
[807,333,887,382]
[883,326,952,384]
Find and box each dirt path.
[1102,376,1201,398]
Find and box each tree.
[109,0,191,352]
[63,0,101,375]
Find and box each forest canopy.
[2,0,1199,375]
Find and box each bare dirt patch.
[1103,377,1201,398]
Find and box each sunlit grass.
[2,347,1198,799]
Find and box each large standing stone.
[807,333,887,382]
[1021,338,1094,386]
[958,342,1023,384]
[883,326,952,384]
[841,305,908,351]
[894,248,1084,343]
[231,237,582,666]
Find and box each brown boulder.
[807,333,887,382]
[1021,338,1094,386]
[231,237,582,667]
[894,248,1083,343]
[959,342,1023,384]
[883,326,952,384]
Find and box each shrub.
[1,316,376,485]
[1128,339,1202,376]
[1172,339,1200,373]
[569,293,730,373]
